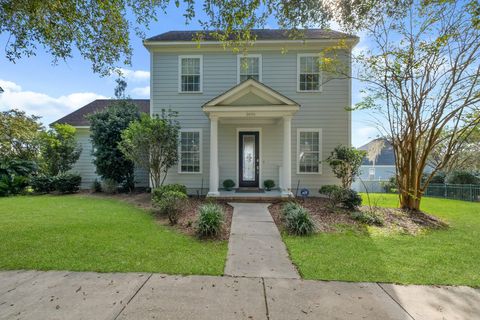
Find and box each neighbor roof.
[52,99,150,127]
[146,29,357,42]
[358,138,396,166]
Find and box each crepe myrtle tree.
[119,110,180,189]
[0,0,411,75]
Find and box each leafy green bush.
[381,176,398,193]
[263,179,275,191]
[350,211,384,226]
[446,171,480,185]
[0,175,29,196]
[102,178,118,194]
[153,190,187,225]
[31,175,55,193]
[92,179,102,192]
[319,185,362,210]
[152,183,187,201]
[196,203,224,237]
[282,202,315,236]
[0,159,37,196]
[53,174,82,193]
[222,179,235,191]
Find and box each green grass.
[0,195,227,275]
[284,194,480,287]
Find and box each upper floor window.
[297,54,321,92]
[297,129,322,174]
[179,55,202,93]
[179,129,202,173]
[237,54,262,83]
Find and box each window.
[297,54,321,92]
[179,130,202,173]
[369,167,375,180]
[297,129,322,174]
[179,55,202,92]
[237,54,262,83]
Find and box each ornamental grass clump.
[196,203,224,238]
[282,202,315,236]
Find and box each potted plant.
[264,179,275,191]
[223,179,235,191]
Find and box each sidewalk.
[1,270,479,319]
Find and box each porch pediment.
[202,79,300,118]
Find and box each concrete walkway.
[224,203,299,279]
[1,270,479,320]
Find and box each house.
[53,99,150,189]
[56,29,358,196]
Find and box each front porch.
[202,79,300,198]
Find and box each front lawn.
[283,194,480,287]
[0,195,227,275]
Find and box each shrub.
[263,179,275,191]
[381,176,398,193]
[152,183,187,202]
[31,175,55,193]
[223,179,235,191]
[0,159,37,196]
[430,172,446,184]
[153,190,187,225]
[0,175,29,196]
[341,189,362,210]
[324,145,365,188]
[92,179,102,193]
[53,174,82,193]
[196,203,224,237]
[282,202,315,236]
[446,171,480,185]
[350,211,384,226]
[319,185,344,208]
[102,178,118,194]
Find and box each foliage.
[222,179,235,191]
[263,179,275,191]
[52,174,82,194]
[430,172,446,184]
[0,159,37,196]
[153,190,187,225]
[351,1,480,210]
[31,175,55,194]
[446,171,480,185]
[152,183,187,201]
[92,179,102,193]
[381,176,398,193]
[196,203,224,238]
[89,82,140,191]
[39,123,81,176]
[350,211,384,226]
[282,202,315,236]
[325,145,365,188]
[341,189,362,210]
[101,178,118,194]
[119,111,180,189]
[319,185,344,208]
[0,195,227,275]
[0,1,409,75]
[0,109,42,161]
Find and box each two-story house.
[55,29,358,197]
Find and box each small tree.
[325,145,365,189]
[40,124,81,176]
[88,79,140,190]
[119,110,180,189]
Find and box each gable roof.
[203,78,300,108]
[358,138,396,166]
[52,99,150,127]
[146,29,357,42]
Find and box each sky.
[0,3,379,147]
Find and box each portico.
[202,79,300,197]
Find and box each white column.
[282,115,292,197]
[208,115,220,196]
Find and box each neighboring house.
[53,99,150,189]
[55,28,358,196]
[357,138,396,181]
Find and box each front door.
[239,131,259,188]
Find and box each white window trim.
[178,128,203,174]
[178,55,203,93]
[297,53,322,93]
[296,128,322,175]
[237,54,262,84]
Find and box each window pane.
[299,131,320,173]
[180,131,201,172]
[299,56,320,91]
[181,58,201,92]
[240,56,260,81]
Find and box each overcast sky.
[0,3,380,147]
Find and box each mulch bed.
[84,192,233,240]
[269,197,447,235]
